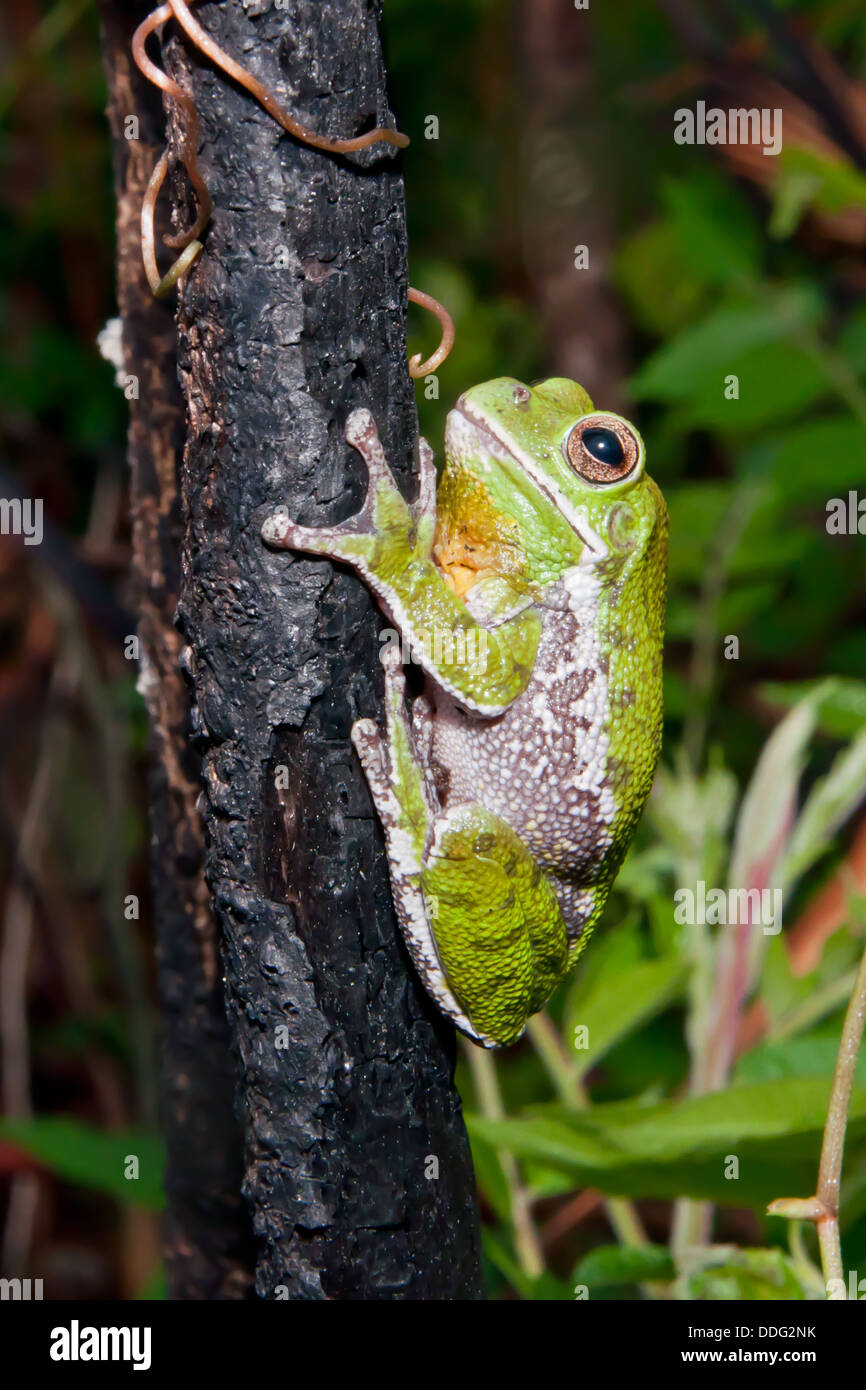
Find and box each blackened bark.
[99,0,254,1299]
[167,1,484,1298]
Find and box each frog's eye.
[564,413,641,484]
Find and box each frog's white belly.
[428,569,617,928]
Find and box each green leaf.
[566,956,687,1079]
[630,287,822,402]
[759,932,815,1030]
[521,1162,576,1201]
[664,483,740,585]
[0,1117,164,1210]
[663,175,761,287]
[676,341,829,433]
[574,1242,674,1289]
[526,1271,575,1301]
[761,677,866,740]
[839,305,866,373]
[466,1128,515,1225]
[736,1032,866,1086]
[770,169,825,240]
[614,850,675,907]
[481,1227,533,1300]
[729,684,830,895]
[466,1079,866,1207]
[768,417,866,504]
[780,725,866,891]
[779,145,866,216]
[481,1228,572,1301]
[562,917,643,1020]
[648,754,738,888]
[674,1246,819,1300]
[615,220,710,337]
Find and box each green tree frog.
[262,378,667,1047]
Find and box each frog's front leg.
[261,409,422,564]
[261,410,541,715]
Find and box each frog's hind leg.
[351,646,483,1041]
[354,649,568,1048]
[420,806,569,1047]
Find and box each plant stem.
[464,1043,544,1280]
[768,935,866,1294]
[525,1013,650,1250]
[526,1009,582,1101]
[795,326,866,427]
[815,937,866,1287]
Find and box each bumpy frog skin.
[262,378,667,1047]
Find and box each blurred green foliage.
[0,1116,164,1209]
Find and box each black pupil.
[582,427,624,467]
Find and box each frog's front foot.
[261,408,422,573]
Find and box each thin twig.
[132,0,405,294]
[525,1013,650,1250]
[407,288,456,378]
[464,1042,545,1282]
[768,935,866,1294]
[0,650,78,1274]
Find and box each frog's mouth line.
[452,400,608,566]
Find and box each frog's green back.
[585,474,668,933]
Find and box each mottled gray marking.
[429,568,617,937]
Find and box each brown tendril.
[132,0,454,371]
[132,3,212,296]
[167,0,409,155]
[407,287,456,378]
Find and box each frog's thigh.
[352,651,480,1040]
[421,805,569,1047]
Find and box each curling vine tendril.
[132,0,454,377]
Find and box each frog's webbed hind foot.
[410,692,439,807]
[365,645,439,820]
[350,716,390,803]
[350,648,435,821]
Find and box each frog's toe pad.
[379,642,404,677]
[261,507,293,547]
[345,409,377,448]
[351,717,389,789]
[351,717,383,758]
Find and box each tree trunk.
[99,0,255,1300]
[110,0,484,1299]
